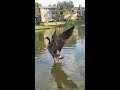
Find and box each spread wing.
[51,30,57,43]
[61,26,74,40]
[56,26,75,51]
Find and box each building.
[58,5,84,20]
[39,5,85,22]
[74,7,80,19]
[74,5,85,19]
[39,6,57,22]
[82,7,85,19]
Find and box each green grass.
[35,29,45,33]
[35,19,85,32]
[35,25,50,29]
[35,24,66,30]
[75,19,85,25]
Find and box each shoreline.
[35,19,85,31]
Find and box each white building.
[82,7,85,19]
[39,5,85,22]
[39,6,57,22]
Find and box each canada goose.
[45,26,74,61]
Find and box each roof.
[39,6,57,9]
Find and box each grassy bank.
[35,24,66,30]
[35,19,85,31]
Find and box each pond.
[35,25,85,90]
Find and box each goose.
[45,26,75,61]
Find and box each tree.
[56,1,64,21]
[48,4,51,7]
[52,4,56,7]
[35,2,40,18]
[35,2,41,24]
[56,1,74,21]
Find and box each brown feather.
[52,26,74,52]
[46,26,74,59]
[61,26,74,40]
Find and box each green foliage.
[35,2,40,18]
[35,2,42,24]
[56,1,74,21]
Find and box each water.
[35,26,85,90]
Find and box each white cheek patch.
[56,50,60,54]
[59,56,62,58]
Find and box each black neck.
[47,37,51,44]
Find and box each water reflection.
[51,62,78,89]
[35,26,85,90]
[77,26,85,44]
[35,31,45,56]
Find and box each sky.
[35,0,85,7]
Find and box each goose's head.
[45,37,49,40]
[45,37,51,44]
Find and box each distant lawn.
[35,29,45,33]
[35,19,85,31]
[35,25,50,29]
[35,24,66,30]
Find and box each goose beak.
[59,56,64,59]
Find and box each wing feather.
[57,26,75,51]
